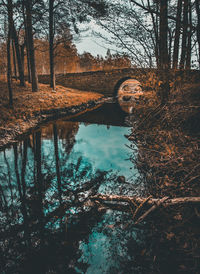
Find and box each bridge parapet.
[38,68,200,96]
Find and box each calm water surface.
[0,104,146,274]
[1,103,199,273]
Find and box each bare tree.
[172,0,183,69]
[49,0,55,90]
[11,40,17,79]
[186,0,192,69]
[91,0,199,69]
[7,0,13,107]
[23,0,39,92]
[5,0,25,86]
[180,0,189,69]
[159,0,169,69]
[195,0,200,67]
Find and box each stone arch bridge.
[38,68,200,97]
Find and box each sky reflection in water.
[0,114,141,274]
[67,123,134,179]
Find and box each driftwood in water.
[90,194,200,224]
[91,194,200,206]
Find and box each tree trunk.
[195,0,200,68]
[91,194,200,211]
[168,29,173,68]
[186,0,192,69]
[35,131,44,236]
[180,0,189,69]
[91,194,200,206]
[20,44,25,76]
[12,26,25,86]
[22,1,31,83]
[155,1,160,67]
[53,124,62,204]
[35,131,42,196]
[147,0,159,67]
[172,0,182,69]
[7,27,13,108]
[7,0,25,86]
[21,139,28,198]
[49,0,56,90]
[158,0,170,104]
[26,46,31,83]
[90,194,200,224]
[24,0,39,92]
[159,0,169,69]
[7,0,14,107]
[12,40,17,80]
[13,144,29,241]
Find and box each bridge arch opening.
[114,77,142,97]
[114,77,132,97]
[114,78,143,114]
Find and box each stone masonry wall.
[38,68,200,96]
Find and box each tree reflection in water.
[1,117,199,273]
[0,119,138,273]
[0,127,102,273]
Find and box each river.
[1,102,199,273]
[0,103,147,273]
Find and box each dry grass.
[0,79,102,125]
[0,78,103,147]
[129,83,200,198]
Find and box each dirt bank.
[123,83,200,273]
[0,79,104,149]
[128,83,200,198]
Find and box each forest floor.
[0,78,103,148]
[123,82,200,273]
[128,82,200,198]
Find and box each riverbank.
[123,83,200,273]
[128,83,200,198]
[0,79,103,149]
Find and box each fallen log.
[134,196,169,224]
[90,194,200,224]
[90,194,200,207]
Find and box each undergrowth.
[129,83,200,198]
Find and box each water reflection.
[69,103,127,126]
[117,79,143,114]
[0,112,141,273]
[0,105,199,273]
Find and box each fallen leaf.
[166,232,175,240]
